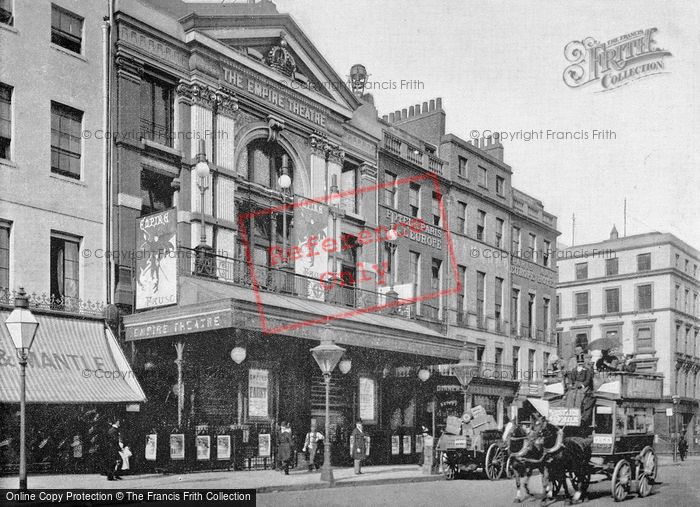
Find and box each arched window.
[246,138,293,192]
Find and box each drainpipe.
[102,18,111,304]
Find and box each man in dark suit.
[104,420,122,480]
[566,355,595,431]
[350,419,366,474]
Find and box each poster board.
[145,434,157,461]
[170,434,185,460]
[391,435,400,455]
[415,435,424,453]
[135,208,177,309]
[258,434,271,457]
[359,377,377,423]
[217,435,231,460]
[196,436,211,461]
[402,435,411,454]
[248,369,269,418]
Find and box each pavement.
[0,456,696,494]
[0,464,442,493]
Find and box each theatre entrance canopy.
[0,311,146,404]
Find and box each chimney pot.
[436,97,442,109]
[395,110,401,120]
[389,112,395,122]
[415,103,421,114]
[402,108,408,119]
[429,99,435,111]
[409,106,415,117]
[422,101,428,113]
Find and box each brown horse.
[509,415,560,503]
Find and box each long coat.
[350,427,366,460]
[277,431,293,462]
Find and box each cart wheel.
[612,459,632,502]
[485,443,505,480]
[505,454,514,479]
[637,446,657,483]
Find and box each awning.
[0,311,146,404]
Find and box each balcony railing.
[406,144,423,165]
[382,132,444,176]
[427,155,443,176]
[0,287,105,316]
[384,133,401,155]
[179,248,445,323]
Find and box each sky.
[215,0,700,249]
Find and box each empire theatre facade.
[115,1,464,468]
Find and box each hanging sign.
[135,208,177,309]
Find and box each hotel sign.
[385,208,442,249]
[510,256,555,287]
[125,310,233,341]
[222,65,328,128]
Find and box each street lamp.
[453,345,477,413]
[277,155,292,268]
[195,139,214,275]
[672,394,680,462]
[384,227,399,311]
[310,337,345,485]
[4,288,40,491]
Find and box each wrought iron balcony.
[0,287,106,316]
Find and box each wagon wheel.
[636,446,657,498]
[441,452,457,481]
[611,459,632,502]
[505,454,514,479]
[485,443,505,480]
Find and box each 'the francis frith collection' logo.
[563,28,672,91]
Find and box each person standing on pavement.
[104,420,122,480]
[302,420,324,472]
[277,422,293,475]
[678,434,688,461]
[350,419,367,474]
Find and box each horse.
[541,434,592,505]
[508,415,560,503]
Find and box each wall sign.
[135,208,178,309]
[385,208,443,249]
[217,435,231,460]
[359,377,377,423]
[145,434,157,461]
[510,256,555,287]
[196,435,211,461]
[248,369,270,418]
[126,310,233,340]
[391,435,400,455]
[170,434,185,460]
[258,434,271,457]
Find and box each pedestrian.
[302,420,324,472]
[104,420,122,480]
[417,425,431,467]
[678,434,688,461]
[350,419,367,475]
[277,422,293,475]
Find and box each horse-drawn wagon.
[512,371,662,503]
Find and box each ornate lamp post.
[4,288,39,491]
[453,344,477,413]
[672,394,680,461]
[194,139,214,275]
[310,337,345,485]
[277,155,292,268]
[384,227,399,310]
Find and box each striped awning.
[0,311,146,404]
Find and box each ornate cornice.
[115,55,144,81]
[177,82,239,117]
[309,132,344,163]
[359,162,378,180]
[266,114,285,143]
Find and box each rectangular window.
[675,253,680,267]
[476,271,485,322]
[606,257,619,276]
[528,349,535,377]
[543,351,550,372]
[512,346,520,379]
[637,253,651,271]
[458,156,467,178]
[51,102,82,179]
[431,258,441,291]
[341,161,358,214]
[684,259,689,272]
[457,265,466,313]
[141,170,173,216]
[409,183,420,218]
[476,210,485,241]
[384,171,397,207]
[511,288,520,331]
[51,5,83,53]
[543,240,551,267]
[575,332,589,350]
[496,175,504,195]
[637,284,652,311]
[50,233,80,300]
[675,284,680,308]
[495,347,503,366]
[575,262,588,280]
[684,288,689,313]
[479,166,487,187]
[495,218,504,248]
[556,294,560,318]
[0,0,13,26]
[529,233,537,257]
[495,277,503,325]
[457,201,466,234]
[543,297,550,337]
[431,192,442,226]
[0,222,9,289]
[410,251,420,296]
[605,288,620,313]
[635,326,653,351]
[512,226,520,255]
[0,83,11,159]
[384,243,395,285]
[140,75,174,147]
[527,293,535,336]
[575,292,589,317]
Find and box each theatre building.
[113,0,467,470]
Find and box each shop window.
[51,4,82,53]
[51,101,82,179]
[606,257,618,276]
[140,75,174,147]
[140,170,173,216]
[0,221,9,289]
[0,83,11,159]
[50,233,80,301]
[637,252,651,271]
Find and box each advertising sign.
[391,435,400,455]
[145,434,157,461]
[248,369,269,418]
[136,208,177,309]
[196,435,210,461]
[217,435,231,460]
[402,435,411,454]
[548,407,581,426]
[359,377,376,422]
[258,434,271,457]
[292,196,329,301]
[170,434,185,460]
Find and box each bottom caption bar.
[3,489,256,506]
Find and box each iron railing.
[0,287,105,316]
